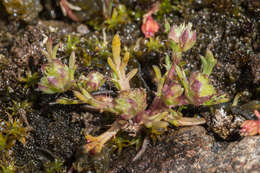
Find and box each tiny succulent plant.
[39,23,229,154]
[38,38,76,94]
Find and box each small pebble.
[77,24,89,34]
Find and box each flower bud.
[168,23,196,52]
[38,59,74,94]
[188,72,216,105]
[79,72,105,92]
[141,16,159,38]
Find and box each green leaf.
[203,94,229,106]
[200,49,217,76]
[107,57,119,77]
[52,43,60,59]
[164,19,171,33]
[69,51,76,80]
[168,40,181,53]
[153,65,162,82]
[196,73,216,97]
[46,38,53,59]
[164,54,171,71]
[73,91,90,103]
[120,51,130,73]
[56,98,81,104]
[112,34,121,66]
[175,65,189,93]
[126,68,138,81]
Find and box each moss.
[2,0,42,22]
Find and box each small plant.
[0,111,29,173]
[144,37,164,52]
[38,38,77,94]
[112,135,141,155]
[39,23,229,154]
[105,4,130,29]
[0,115,28,151]
[44,159,64,173]
[0,161,16,173]
[18,70,39,89]
[66,35,80,53]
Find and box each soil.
[0,0,259,173]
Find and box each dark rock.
[110,126,260,173]
[109,126,218,173]
[250,53,260,83]
[207,136,260,172]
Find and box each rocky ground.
[0,0,259,172]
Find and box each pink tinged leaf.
[60,0,79,22]
[150,2,160,14]
[38,84,54,94]
[57,67,66,79]
[134,111,146,123]
[180,29,189,49]
[38,84,48,91]
[191,80,202,93]
[141,16,159,38]
[47,76,59,86]
[53,59,65,68]
[191,31,196,43]
[120,114,132,120]
[41,64,48,73]
[168,25,179,43]
[89,82,98,91]
[183,31,196,51]
[46,38,53,56]
[193,95,211,106]
[176,96,189,106]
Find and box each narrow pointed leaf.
[69,51,76,80]
[56,97,81,104]
[107,57,119,77]
[152,65,162,82]
[164,54,171,71]
[52,43,60,59]
[112,34,121,66]
[203,94,229,106]
[120,51,130,72]
[200,49,216,76]
[175,117,206,126]
[126,68,138,81]
[73,91,90,103]
[69,51,76,69]
[175,65,192,102]
[175,65,189,92]
[46,38,53,59]
[42,50,50,60]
